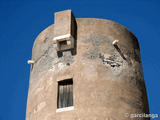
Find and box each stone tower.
[26,10,149,120]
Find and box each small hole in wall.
[66,63,70,66]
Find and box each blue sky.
[0,0,160,120]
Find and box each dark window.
[57,79,73,108]
[58,40,68,51]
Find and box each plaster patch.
[83,61,98,79]
[44,113,54,120]
[34,101,46,113]
[47,77,53,86]
[49,66,55,72]
[58,63,66,70]
[45,77,53,90]
[34,86,44,95]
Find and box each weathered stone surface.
[26,18,149,120]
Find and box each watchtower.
[26,10,149,120]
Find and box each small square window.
[57,79,73,108]
[59,40,68,51]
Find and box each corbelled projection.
[26,10,149,120]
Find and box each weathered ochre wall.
[26,18,149,120]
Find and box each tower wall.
[26,18,149,120]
